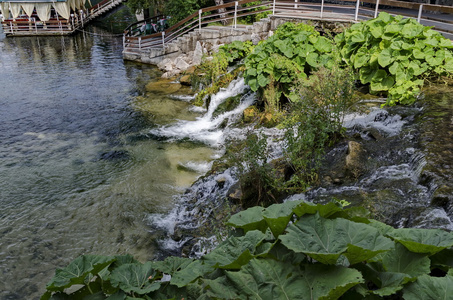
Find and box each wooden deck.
[1,0,125,36]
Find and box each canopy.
[0,0,86,21]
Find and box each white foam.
[178,161,213,174]
[344,109,406,137]
[150,78,255,147]
[169,94,195,102]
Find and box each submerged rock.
[145,78,182,94]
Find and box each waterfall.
[149,78,255,147]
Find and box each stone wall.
[123,18,272,66]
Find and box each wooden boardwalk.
[1,0,125,36]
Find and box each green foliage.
[240,1,271,24]
[193,41,254,106]
[281,65,355,191]
[42,201,453,299]
[335,12,453,105]
[226,132,281,206]
[244,22,335,107]
[124,0,161,15]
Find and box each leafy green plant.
[193,41,254,106]
[240,1,271,24]
[244,22,335,108]
[42,201,453,299]
[281,65,356,192]
[226,131,281,207]
[335,12,453,105]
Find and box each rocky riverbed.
[141,77,453,258]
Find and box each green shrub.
[336,12,453,105]
[281,65,356,191]
[240,1,271,24]
[244,22,335,108]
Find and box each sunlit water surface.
[0,27,214,299]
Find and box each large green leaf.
[353,48,370,69]
[292,201,343,218]
[170,260,213,288]
[403,274,453,300]
[109,262,160,295]
[262,201,299,237]
[279,214,393,265]
[378,48,394,68]
[226,259,363,300]
[401,23,423,38]
[274,39,294,58]
[387,228,453,254]
[227,206,267,233]
[306,52,319,68]
[257,73,271,88]
[46,255,116,291]
[370,76,395,92]
[152,256,194,275]
[314,36,333,53]
[203,276,243,300]
[381,243,430,277]
[203,230,266,269]
[372,272,414,296]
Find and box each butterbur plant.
[335,12,453,105]
[42,200,453,299]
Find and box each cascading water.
[148,91,453,258]
[149,78,255,147]
[298,104,453,230]
[147,78,256,256]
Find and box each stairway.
[87,0,126,22]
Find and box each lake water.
[0,26,215,299]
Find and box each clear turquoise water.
[0,27,212,299]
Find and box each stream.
[2,24,453,300]
[0,27,217,299]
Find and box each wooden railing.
[123,0,453,53]
[1,0,124,35]
[1,19,73,35]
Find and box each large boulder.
[345,141,367,178]
[157,58,173,72]
[192,41,203,66]
[174,57,190,72]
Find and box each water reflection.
[0,27,214,299]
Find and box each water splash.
[150,78,255,147]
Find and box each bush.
[244,22,335,109]
[281,65,356,191]
[336,12,453,105]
